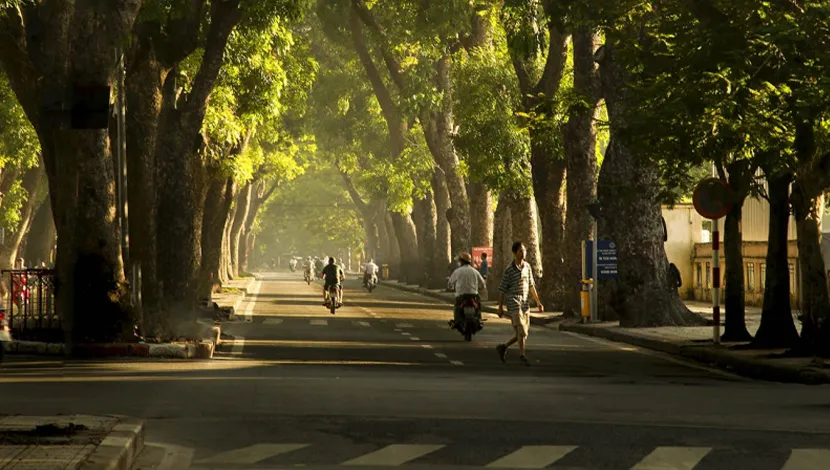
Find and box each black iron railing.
[2,269,60,342]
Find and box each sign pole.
[591,219,598,322]
[712,217,721,345]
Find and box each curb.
[559,322,830,385]
[79,416,145,470]
[378,280,557,326]
[3,339,215,359]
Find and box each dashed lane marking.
[421,344,433,349]
[486,445,576,468]
[310,319,328,326]
[196,443,309,464]
[631,446,711,470]
[434,353,448,359]
[450,360,464,366]
[341,444,445,466]
[410,337,420,341]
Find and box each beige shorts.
[510,309,530,338]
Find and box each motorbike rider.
[363,259,379,287]
[321,257,345,308]
[315,257,325,279]
[303,258,312,279]
[447,252,486,329]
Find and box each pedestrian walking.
[496,241,544,365]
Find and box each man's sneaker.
[496,344,507,363]
[520,355,530,366]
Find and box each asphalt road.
[2,272,830,470]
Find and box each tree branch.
[336,162,368,214]
[159,0,208,66]
[532,20,568,96]
[0,6,41,129]
[350,0,406,91]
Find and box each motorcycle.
[303,267,313,285]
[324,285,342,314]
[364,274,377,293]
[453,295,483,341]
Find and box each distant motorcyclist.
[314,257,325,278]
[363,259,379,287]
[321,257,345,308]
[448,252,486,328]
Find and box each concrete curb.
[3,339,215,359]
[559,322,830,385]
[79,416,145,470]
[378,280,557,326]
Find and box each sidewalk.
[0,415,144,470]
[556,306,830,384]
[378,279,559,326]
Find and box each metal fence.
[2,269,60,342]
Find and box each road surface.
[2,272,830,469]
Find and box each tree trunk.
[562,27,600,317]
[597,41,704,327]
[240,180,269,272]
[412,190,436,287]
[468,181,493,248]
[722,203,753,341]
[375,202,391,266]
[752,171,800,348]
[24,195,56,267]
[509,194,542,279]
[230,182,252,278]
[384,210,402,276]
[532,143,566,310]
[433,171,452,286]
[487,194,513,301]
[221,199,237,283]
[197,175,234,303]
[792,187,830,356]
[390,212,419,284]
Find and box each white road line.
[310,319,328,326]
[421,344,433,349]
[631,446,711,470]
[782,449,830,470]
[196,443,308,464]
[394,328,402,332]
[449,360,464,366]
[395,323,414,328]
[356,321,371,327]
[486,445,576,468]
[434,353,448,358]
[241,280,263,323]
[145,442,195,470]
[263,318,283,325]
[231,336,245,355]
[401,332,411,336]
[341,444,444,466]
[410,337,420,341]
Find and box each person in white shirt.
[363,259,379,287]
[448,252,486,328]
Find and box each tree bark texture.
[375,203,392,267]
[154,0,242,321]
[562,27,601,317]
[390,212,419,284]
[433,171,452,286]
[597,41,704,327]
[468,181,493,248]
[230,182,252,278]
[412,190,437,287]
[384,210,402,275]
[531,141,566,310]
[487,194,512,301]
[221,199,237,283]
[24,194,56,267]
[0,2,144,345]
[240,179,277,272]
[509,194,542,279]
[197,175,235,303]
[752,171,800,348]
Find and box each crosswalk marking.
[341,444,444,466]
[396,323,414,328]
[782,449,830,470]
[354,321,371,327]
[196,443,308,464]
[310,319,328,326]
[486,445,576,468]
[263,318,283,325]
[632,446,711,470]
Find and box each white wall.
[662,205,702,296]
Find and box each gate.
[2,269,60,342]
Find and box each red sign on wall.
[471,246,493,269]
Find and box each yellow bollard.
[580,279,593,319]
[382,264,390,280]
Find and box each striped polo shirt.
[499,261,536,313]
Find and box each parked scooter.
[452,295,483,341]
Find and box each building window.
[760,263,766,290]
[696,263,702,287]
[746,263,755,292]
[706,262,711,288]
[789,263,796,295]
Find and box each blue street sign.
[584,240,618,279]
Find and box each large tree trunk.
[375,202,391,266]
[487,194,512,300]
[793,190,830,355]
[597,41,704,327]
[532,145,566,310]
[197,175,235,302]
[412,190,437,287]
[390,212,419,284]
[24,195,56,267]
[433,171,452,286]
[0,3,145,345]
[509,195,542,279]
[230,182,252,278]
[240,180,274,272]
[0,164,46,270]
[752,171,800,348]
[384,210,402,276]
[221,199,237,283]
[562,27,600,317]
[468,181,493,248]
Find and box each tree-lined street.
[3,273,830,469]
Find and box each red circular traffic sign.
[693,178,734,219]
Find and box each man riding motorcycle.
[321,257,345,307]
[363,259,379,287]
[447,252,486,329]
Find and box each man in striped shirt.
[497,241,544,365]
